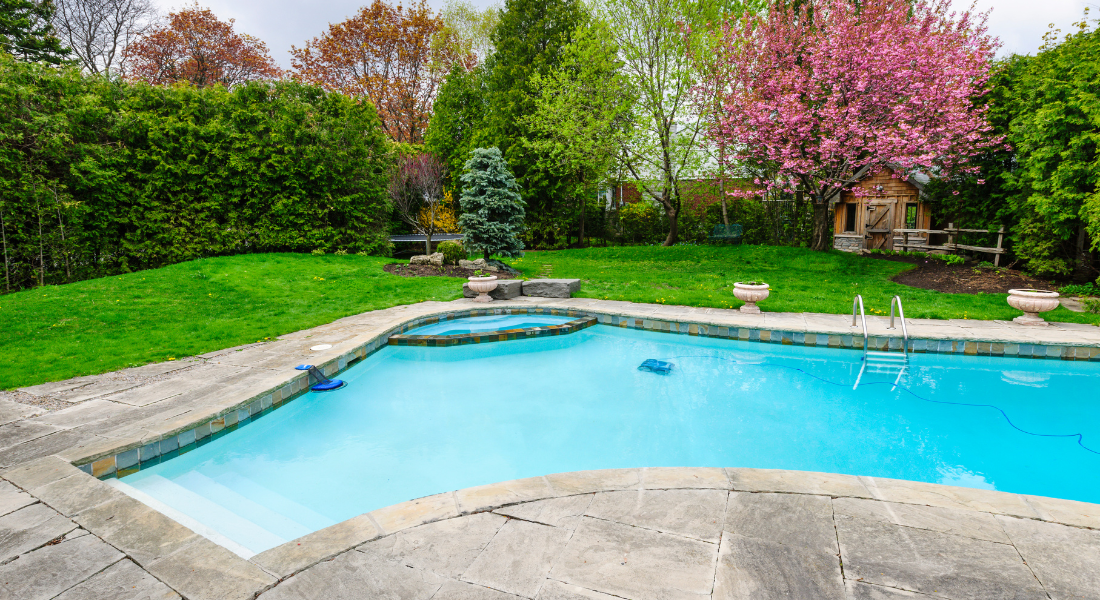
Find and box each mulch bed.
[866,254,1057,294]
[384,263,517,279]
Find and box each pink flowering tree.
[706,0,1000,250]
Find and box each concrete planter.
[733,282,770,314]
[467,276,498,303]
[1007,289,1060,326]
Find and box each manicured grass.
[1,254,463,390]
[505,245,1099,325]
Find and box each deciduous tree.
[389,153,448,255]
[591,0,716,246]
[292,0,470,144]
[53,0,157,76]
[123,4,281,87]
[707,0,999,251]
[525,19,635,246]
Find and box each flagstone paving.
[0,296,1098,599]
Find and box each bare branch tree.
[388,154,447,256]
[53,0,157,76]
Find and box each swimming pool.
[111,322,1099,556]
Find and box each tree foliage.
[1006,18,1100,276]
[1,0,70,63]
[292,0,472,144]
[480,0,587,248]
[0,54,393,291]
[708,0,1000,250]
[424,62,487,190]
[123,3,281,87]
[591,0,726,246]
[525,19,635,245]
[458,147,525,259]
[437,0,498,64]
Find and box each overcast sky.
[151,0,1096,69]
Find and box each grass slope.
[506,246,1098,324]
[1,254,462,390]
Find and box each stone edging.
[246,466,1100,580]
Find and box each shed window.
[844,203,857,232]
[905,203,918,229]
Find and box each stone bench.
[522,279,581,298]
[462,279,523,300]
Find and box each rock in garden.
[410,255,430,265]
[522,279,581,298]
[463,279,523,300]
[428,252,445,267]
[459,258,492,271]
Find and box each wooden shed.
[831,167,932,252]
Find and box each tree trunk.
[719,178,728,227]
[810,196,831,251]
[424,237,431,256]
[579,192,586,248]
[53,185,70,280]
[662,204,679,246]
[0,205,9,292]
[35,183,45,286]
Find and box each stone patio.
[1,297,1099,600]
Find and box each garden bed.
[866,254,1056,294]
[383,263,518,279]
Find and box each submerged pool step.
[129,474,288,555]
[173,472,318,542]
[211,472,336,532]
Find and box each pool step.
[175,472,317,542]
[211,472,336,532]
[120,474,288,556]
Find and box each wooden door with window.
[864,201,895,250]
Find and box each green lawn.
[4,246,1094,390]
[1,254,462,390]
[505,245,1098,324]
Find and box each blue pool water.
[116,325,1100,556]
[406,314,574,335]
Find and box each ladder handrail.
[888,295,909,357]
[851,295,868,356]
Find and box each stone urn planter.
[467,275,499,303]
[733,282,770,314]
[1007,289,1060,326]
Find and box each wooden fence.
[893,222,1006,265]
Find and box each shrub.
[1082,297,1100,314]
[438,240,465,264]
[458,148,525,259]
[1060,282,1099,297]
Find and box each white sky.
[152,0,1096,69]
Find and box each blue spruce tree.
[458,148,525,260]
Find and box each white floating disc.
[310,344,332,351]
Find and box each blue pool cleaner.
[638,359,674,374]
[294,365,347,391]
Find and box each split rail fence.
[893,223,1006,266]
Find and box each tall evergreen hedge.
[0,55,393,291]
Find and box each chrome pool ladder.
[852,295,909,391]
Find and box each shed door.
[865,202,895,250]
